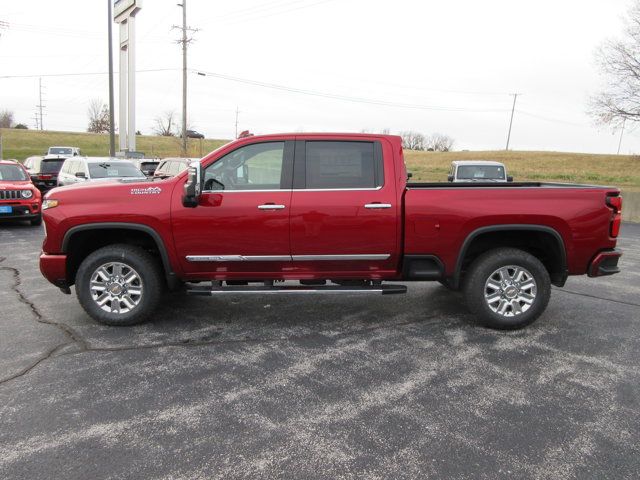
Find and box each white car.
[448,160,513,182]
[57,157,146,187]
[47,146,82,157]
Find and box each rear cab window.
[300,141,383,189]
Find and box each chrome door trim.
[200,186,384,194]
[186,255,292,262]
[291,254,391,261]
[364,203,392,209]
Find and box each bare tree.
[0,109,14,128]
[87,99,110,133]
[590,1,640,127]
[427,133,455,152]
[153,110,177,136]
[380,128,391,135]
[400,131,426,150]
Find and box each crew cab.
[0,160,42,225]
[39,133,623,329]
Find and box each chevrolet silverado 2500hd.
[39,134,623,329]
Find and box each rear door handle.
[258,204,286,210]
[364,203,392,209]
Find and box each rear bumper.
[588,249,622,277]
[39,253,69,288]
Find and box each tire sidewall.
[76,246,161,326]
[465,248,551,329]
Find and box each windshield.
[49,147,73,155]
[88,163,144,179]
[457,165,505,180]
[0,164,28,181]
[41,159,65,174]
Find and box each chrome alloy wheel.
[484,265,537,317]
[89,262,144,314]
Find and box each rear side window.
[304,141,381,189]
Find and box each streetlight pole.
[180,1,187,157]
[107,0,116,157]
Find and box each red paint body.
[0,160,42,222]
[39,134,621,287]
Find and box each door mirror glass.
[182,163,202,208]
[75,171,86,178]
[447,174,454,182]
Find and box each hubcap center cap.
[504,286,518,299]
[109,283,124,295]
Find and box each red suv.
[0,160,42,226]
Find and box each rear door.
[289,138,399,276]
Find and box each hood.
[46,177,160,197]
[0,180,36,190]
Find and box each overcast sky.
[1,0,638,153]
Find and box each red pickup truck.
[39,133,623,329]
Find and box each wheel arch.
[453,224,568,289]
[62,222,178,289]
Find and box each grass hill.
[0,128,228,160]
[1,128,638,191]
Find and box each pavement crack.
[554,287,640,307]
[0,343,72,386]
[0,264,88,349]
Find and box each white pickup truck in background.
[448,160,513,182]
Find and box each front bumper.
[39,253,69,288]
[587,249,622,277]
[0,203,41,220]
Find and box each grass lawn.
[405,150,640,192]
[0,128,228,161]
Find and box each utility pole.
[174,1,197,157]
[107,0,116,157]
[36,77,45,131]
[33,112,39,131]
[235,107,239,139]
[505,93,520,151]
[617,118,626,155]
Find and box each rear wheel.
[75,244,163,326]
[463,248,551,330]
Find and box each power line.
[0,68,179,79]
[193,69,509,113]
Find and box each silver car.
[57,157,146,187]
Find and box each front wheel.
[75,244,163,326]
[463,248,551,330]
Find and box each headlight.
[42,199,59,210]
[21,189,33,199]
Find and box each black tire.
[75,244,163,326]
[463,247,551,330]
[30,214,42,226]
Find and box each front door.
[172,141,294,278]
[289,138,399,278]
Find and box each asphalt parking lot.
[0,223,639,479]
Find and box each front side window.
[305,141,380,189]
[203,142,285,191]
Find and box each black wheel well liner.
[61,222,177,287]
[452,225,568,288]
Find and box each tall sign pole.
[107,0,116,157]
[114,0,142,155]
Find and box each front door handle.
[258,204,286,210]
[364,203,392,209]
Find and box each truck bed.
[407,181,616,189]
